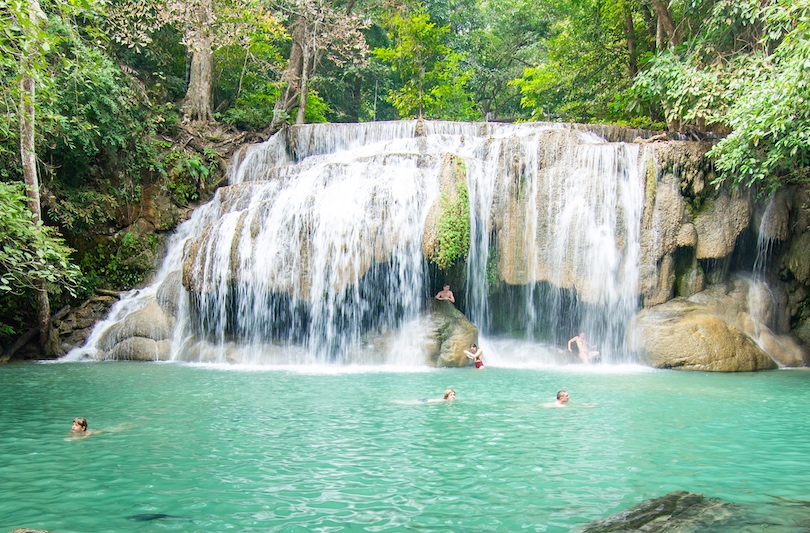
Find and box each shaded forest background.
[1,0,809,353]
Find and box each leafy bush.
[163,149,218,206]
[221,91,278,130]
[433,168,470,270]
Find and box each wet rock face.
[638,143,753,307]
[98,299,174,361]
[49,295,119,357]
[631,299,777,371]
[630,275,809,371]
[576,491,740,532]
[424,300,478,367]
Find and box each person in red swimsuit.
[464,343,484,369]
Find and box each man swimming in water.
[554,390,569,407]
[541,390,570,408]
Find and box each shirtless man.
[554,390,569,407]
[567,332,599,363]
[435,284,455,303]
[541,390,570,408]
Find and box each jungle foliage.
[0,0,808,343]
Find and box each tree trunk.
[266,22,306,136]
[625,12,638,76]
[348,73,362,122]
[650,0,680,47]
[182,0,215,123]
[20,0,51,352]
[296,42,311,124]
[183,46,214,122]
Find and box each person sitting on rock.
[435,284,455,303]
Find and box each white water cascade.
[68,121,651,365]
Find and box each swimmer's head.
[72,417,88,432]
[556,390,569,402]
[443,389,456,401]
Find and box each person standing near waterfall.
[435,284,455,303]
[464,343,484,369]
[568,332,599,363]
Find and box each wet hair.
[73,417,88,430]
[470,343,477,349]
[443,389,456,400]
[556,390,568,400]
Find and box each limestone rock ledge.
[630,276,808,371]
[424,300,478,367]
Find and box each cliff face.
[55,122,810,370]
[628,141,810,369]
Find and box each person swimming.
[414,389,457,404]
[69,417,95,438]
[541,390,595,408]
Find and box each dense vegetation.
[1,0,808,351]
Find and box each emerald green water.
[1,363,809,532]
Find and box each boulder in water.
[631,298,777,371]
[575,491,739,532]
[424,300,478,367]
[98,299,173,352]
[104,337,171,361]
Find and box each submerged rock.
[576,491,739,532]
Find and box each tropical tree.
[709,0,810,192]
[266,0,369,133]
[0,182,81,301]
[426,0,550,120]
[627,0,810,191]
[510,0,657,124]
[0,0,91,350]
[373,5,477,120]
[108,0,285,123]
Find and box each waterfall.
[464,128,645,361]
[68,121,649,365]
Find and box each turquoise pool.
[1,362,809,532]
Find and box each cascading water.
[464,128,645,361]
[67,121,650,365]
